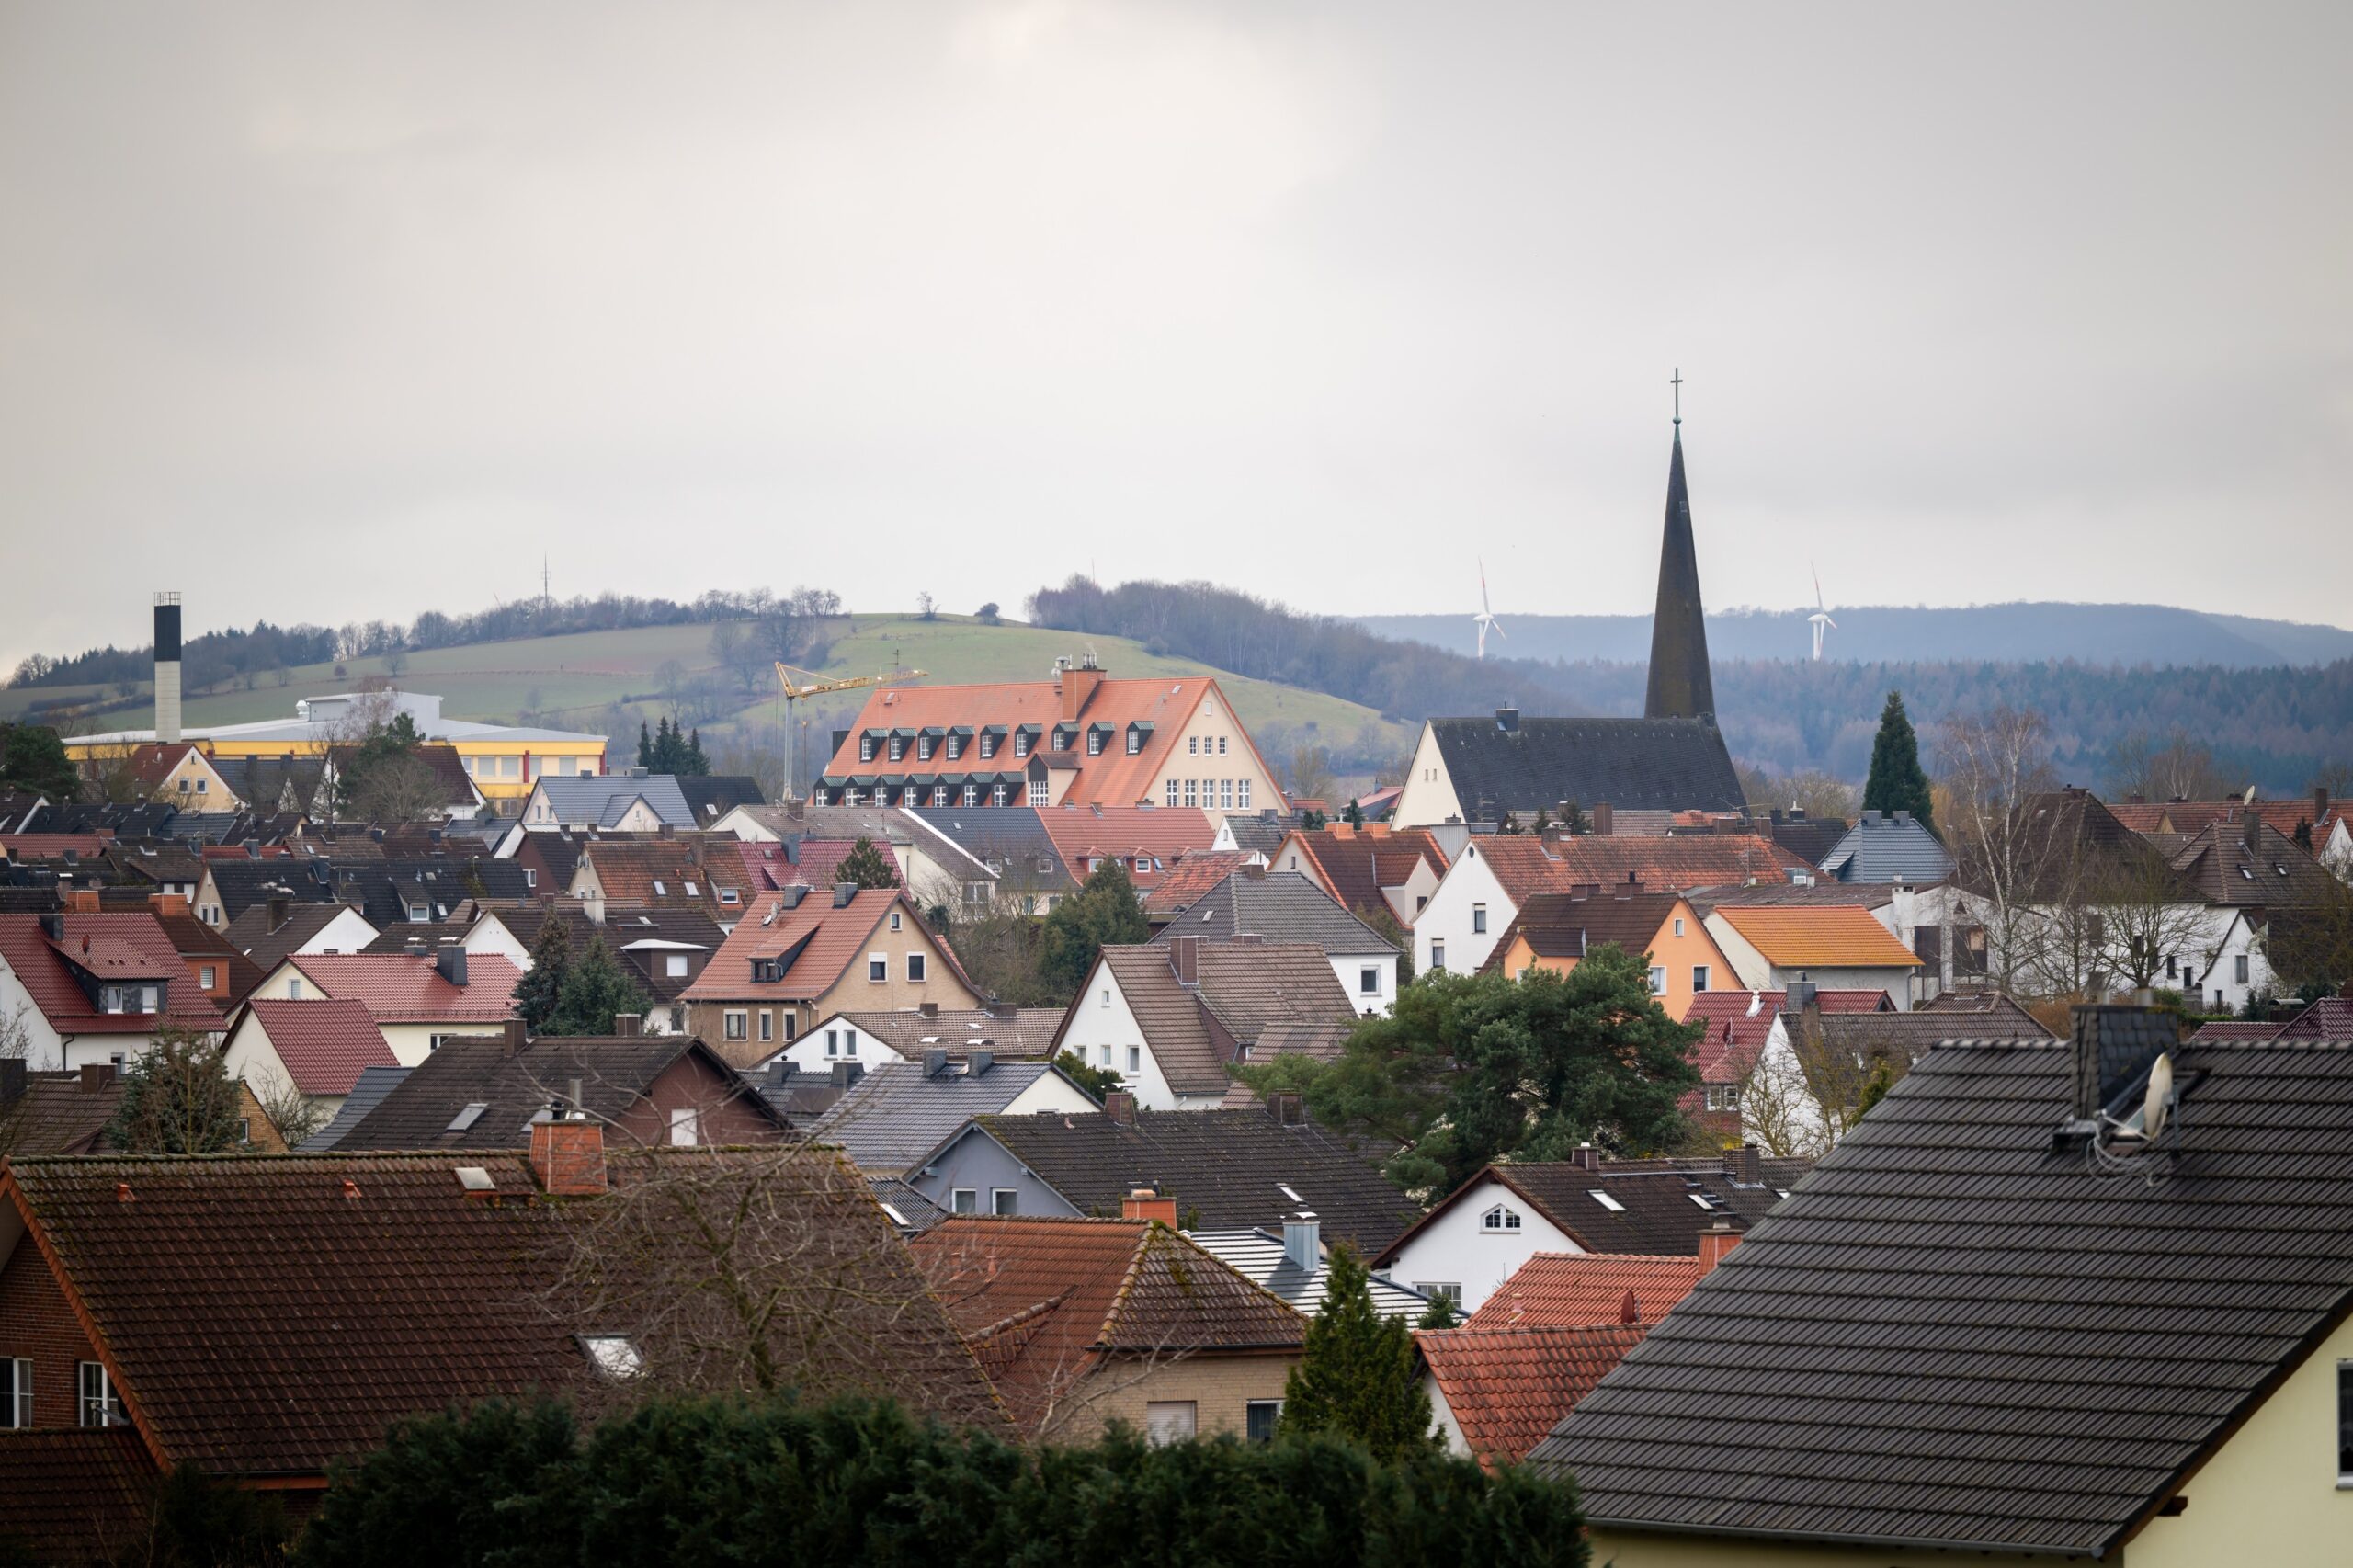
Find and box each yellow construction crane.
[774,662,926,801]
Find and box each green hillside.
[13,615,1410,787]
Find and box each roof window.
[447,1103,488,1132]
[580,1335,643,1381]
[1587,1189,1625,1212]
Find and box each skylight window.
[580,1335,643,1381]
[1587,1190,1625,1212]
[1278,1184,1303,1203]
[1688,1193,1718,1210]
[654,880,668,895]
[454,1166,494,1191]
[447,1103,488,1132]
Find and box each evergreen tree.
[513,917,574,1034]
[1278,1244,1437,1463]
[1052,1049,1122,1102]
[636,722,654,769]
[1862,689,1935,832]
[682,728,709,776]
[108,1027,244,1153]
[1039,858,1149,998]
[549,938,653,1037]
[836,836,900,891]
[0,722,79,801]
[1415,1293,1460,1330]
[1342,798,1365,827]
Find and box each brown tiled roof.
[574,840,722,911]
[683,887,958,1004]
[1419,1322,1648,1468]
[5,1146,1002,1479]
[284,951,520,1023]
[1089,943,1355,1096]
[484,904,726,1004]
[0,833,114,861]
[2274,994,2353,1039]
[1467,1252,1708,1328]
[1141,851,1257,916]
[1542,834,1814,893]
[1278,825,1450,913]
[1679,989,1893,1088]
[1479,892,1685,971]
[239,999,399,1096]
[224,901,372,974]
[0,1069,128,1156]
[826,1007,1070,1060]
[2165,818,2340,908]
[0,1429,160,1565]
[910,1216,1302,1435]
[0,915,226,1034]
[1375,1157,1804,1268]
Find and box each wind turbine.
[1472,561,1506,660]
[1808,563,1838,662]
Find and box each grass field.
[9,616,1411,783]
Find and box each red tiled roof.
[0,1429,158,1563]
[284,952,521,1023]
[1034,806,1217,890]
[2109,798,2348,842]
[122,742,206,790]
[723,837,877,895]
[1418,1322,1650,1467]
[0,915,227,1033]
[910,1216,1302,1436]
[682,886,956,1003]
[0,833,113,861]
[1142,851,1257,915]
[1466,1252,1707,1328]
[824,674,1276,813]
[241,998,399,1096]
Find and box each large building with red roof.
[809,658,1283,820]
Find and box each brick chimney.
[1592,801,1613,837]
[1620,1288,1641,1324]
[80,1062,117,1093]
[1058,661,1104,722]
[612,1013,640,1037]
[1698,1216,1744,1269]
[1169,935,1200,987]
[1103,1089,1138,1126]
[529,1113,607,1196]
[267,894,290,933]
[1265,1090,1304,1126]
[1122,1187,1178,1227]
[502,1017,528,1057]
[1568,1142,1601,1173]
[63,888,100,913]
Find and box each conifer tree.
[836,836,900,890]
[514,916,574,1034]
[549,938,652,1037]
[1862,689,1935,832]
[1277,1244,1436,1463]
[636,722,654,769]
[683,728,709,776]
[108,1027,244,1153]
[1039,858,1149,998]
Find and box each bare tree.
[2107,727,2232,802]
[247,1063,335,1149]
[2089,851,2216,992]
[1938,708,2063,994]
[1732,1040,1825,1159]
[1285,744,1336,809]
[347,753,449,822]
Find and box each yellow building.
[66,691,607,814]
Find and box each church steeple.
[1643,373,1716,722]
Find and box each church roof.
[1643,426,1715,722]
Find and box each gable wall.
[1390,723,1463,830]
[0,1233,104,1428]
[1381,1176,1583,1313]
[1415,845,1518,977]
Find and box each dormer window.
[1015,732,1030,757]
[859,735,877,763]
[1087,731,1104,756]
[946,736,961,760]
[1481,1203,1522,1233]
[917,736,934,761]
[889,737,906,762]
[980,734,996,759]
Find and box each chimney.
[830,1061,865,1089]
[64,888,100,914]
[2315,786,2330,826]
[1620,1289,1641,1324]
[612,1013,641,1037]
[924,1048,949,1078]
[153,592,183,745]
[1495,705,1519,734]
[833,881,856,908]
[80,1062,117,1093]
[1728,1141,1763,1184]
[38,914,63,941]
[149,892,189,919]
[0,1060,22,1102]
[919,1000,938,1017]
[1169,935,1200,987]
[266,895,290,934]
[1569,1142,1601,1173]
[1059,662,1104,722]
[1122,1187,1179,1227]
[2243,808,2261,853]
[1698,1216,1745,1269]
[779,885,809,910]
[503,1017,528,1057]
[968,1050,993,1077]
[1592,801,1614,837]
[1103,1089,1138,1126]
[529,1113,607,1196]
[1785,980,1818,1016]
[404,938,429,959]
[1265,1090,1305,1126]
[2070,1003,2173,1120]
[1282,1210,1321,1271]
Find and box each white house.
[766,1005,1068,1074]
[244,949,522,1066]
[1702,904,1927,1008]
[1411,837,1560,978]
[218,997,398,1124]
[1148,869,1402,1016]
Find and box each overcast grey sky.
[3,1,2347,673]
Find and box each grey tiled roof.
[529,775,698,829]
[296,1065,412,1150]
[1528,1030,2353,1556]
[971,1108,1422,1255]
[1428,715,1745,820]
[824,1007,1068,1061]
[1819,811,1956,883]
[866,1176,949,1234]
[1095,943,1357,1096]
[1376,1160,1800,1267]
[1217,812,1293,855]
[1146,871,1398,957]
[807,1060,1072,1176]
[224,901,374,974]
[1187,1228,1430,1320]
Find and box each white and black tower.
[153,591,183,744]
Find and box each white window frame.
[199,965,215,990]
[1237,779,1250,809]
[1359,967,1380,994]
[890,911,903,931]
[1649,966,1667,995]
[1472,904,1487,935]
[1166,778,1179,806]
[723,1009,747,1041]
[1127,1045,1141,1074]
[1430,940,1446,971]
[758,1010,774,1043]
[1481,1203,1522,1233]
[665,954,688,978]
[0,1358,28,1428]
[1144,1401,1197,1446]
[951,1187,978,1214]
[991,1187,1019,1216]
[991,783,1008,806]
[669,1108,699,1146]
[79,1362,124,1428]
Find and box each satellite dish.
[2142,1052,2174,1141]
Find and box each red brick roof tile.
[240,999,399,1096]
[1418,1322,1649,1467]
[1034,806,1218,891]
[1466,1252,1707,1328]
[284,952,521,1024]
[0,914,227,1034]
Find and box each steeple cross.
[1671,367,1683,426]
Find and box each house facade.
[1703,904,1926,1008]
[244,949,521,1064]
[0,913,227,1071]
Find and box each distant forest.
[1029,576,2353,795]
[6,589,831,700]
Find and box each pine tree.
[1342,798,1365,827]
[513,916,574,1034]
[549,938,653,1037]
[1039,858,1149,998]
[1862,689,1935,832]
[683,728,709,777]
[636,722,654,769]
[1277,1244,1436,1463]
[108,1027,244,1153]
[836,836,900,891]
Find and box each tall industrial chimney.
[153,592,183,745]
